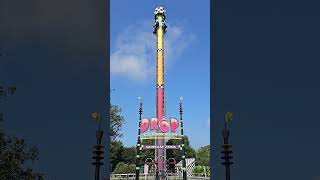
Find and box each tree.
[166,136,196,163]
[140,139,155,163]
[113,162,136,174]
[122,146,136,164]
[113,162,126,174]
[0,85,44,179]
[0,132,45,179]
[109,102,126,171]
[110,140,124,171]
[192,166,204,174]
[192,165,210,176]
[0,83,16,126]
[196,145,210,166]
[110,104,125,141]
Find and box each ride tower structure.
[135,6,187,180]
[153,6,167,179]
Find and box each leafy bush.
[192,166,204,174]
[192,165,210,176]
[113,162,136,174]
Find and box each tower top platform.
[154,6,166,15]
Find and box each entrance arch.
[166,158,177,175]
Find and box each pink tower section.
[157,87,164,121]
[156,86,165,171]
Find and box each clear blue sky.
[110,0,210,149]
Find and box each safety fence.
[109,173,210,180]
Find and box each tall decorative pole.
[135,97,143,180]
[221,112,233,180]
[153,6,167,179]
[179,97,187,180]
[91,112,104,180]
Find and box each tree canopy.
[0,131,45,179]
[110,140,124,171]
[113,162,135,174]
[195,145,210,166]
[0,86,44,179]
[110,104,125,141]
[109,141,139,172]
[166,136,196,163]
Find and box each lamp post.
[91,112,104,180]
[179,97,187,180]
[135,97,143,180]
[221,112,233,180]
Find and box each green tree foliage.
[192,166,204,174]
[0,132,45,180]
[206,166,211,176]
[0,86,44,179]
[122,146,136,164]
[196,145,210,166]
[166,136,196,163]
[110,142,140,172]
[110,140,124,171]
[113,162,126,174]
[140,139,155,163]
[110,104,125,141]
[113,162,136,174]
[192,165,210,176]
[109,103,126,171]
[110,143,138,170]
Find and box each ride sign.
[140,117,179,133]
[141,145,181,149]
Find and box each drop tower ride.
[136,6,187,180]
[153,6,167,178]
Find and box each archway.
[166,158,177,176]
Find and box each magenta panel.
[156,87,165,172]
[157,88,164,121]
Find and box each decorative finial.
[154,6,166,15]
[224,112,233,123]
[91,112,101,130]
[91,112,101,123]
[179,97,183,114]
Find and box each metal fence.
[109,173,210,180]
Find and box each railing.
[110,173,136,179]
[109,173,210,180]
[193,173,210,177]
[175,158,196,177]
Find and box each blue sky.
[110,0,210,149]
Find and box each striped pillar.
[135,97,142,180]
[179,97,187,180]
